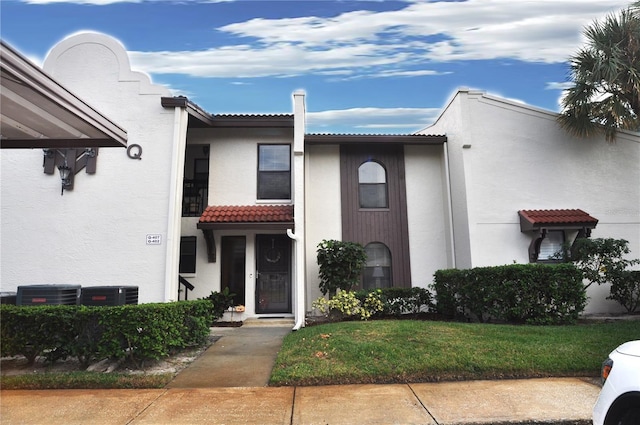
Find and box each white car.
[593,340,640,425]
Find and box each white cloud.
[546,81,573,90]
[307,107,442,133]
[126,0,628,80]
[22,0,141,3]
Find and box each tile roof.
[518,209,599,226]
[306,132,443,137]
[305,133,447,145]
[199,205,294,224]
[213,114,293,119]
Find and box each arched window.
[363,242,392,290]
[358,161,388,208]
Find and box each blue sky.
[0,0,631,134]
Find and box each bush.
[312,290,384,321]
[558,238,639,289]
[0,305,81,365]
[200,287,236,320]
[607,270,640,312]
[316,239,367,296]
[556,238,640,312]
[0,300,215,367]
[355,287,434,317]
[432,264,586,325]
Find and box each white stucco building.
[2,33,638,323]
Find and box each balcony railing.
[182,179,208,217]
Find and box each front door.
[256,234,291,314]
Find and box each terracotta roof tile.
[199,205,294,224]
[518,209,598,225]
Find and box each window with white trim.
[358,161,388,208]
[258,144,291,200]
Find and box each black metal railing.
[182,179,208,217]
[178,275,195,300]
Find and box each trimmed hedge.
[0,300,214,367]
[432,264,586,325]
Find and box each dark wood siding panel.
[340,145,411,288]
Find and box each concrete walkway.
[167,322,291,388]
[0,322,602,424]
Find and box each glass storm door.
[256,234,291,314]
[221,236,246,307]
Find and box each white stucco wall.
[422,94,474,269]
[186,127,293,206]
[304,144,342,309]
[426,89,640,314]
[404,145,450,288]
[0,33,176,303]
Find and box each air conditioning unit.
[80,286,139,306]
[0,292,17,305]
[16,285,81,306]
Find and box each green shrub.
[607,270,640,312]
[312,290,384,321]
[355,287,434,317]
[316,239,367,296]
[0,300,214,368]
[557,238,638,289]
[200,287,236,320]
[432,264,586,325]
[556,238,640,312]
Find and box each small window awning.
[197,205,294,229]
[518,209,598,233]
[519,209,599,263]
[196,205,294,263]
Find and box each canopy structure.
[1,40,127,149]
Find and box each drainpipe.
[287,229,305,330]
[289,90,307,331]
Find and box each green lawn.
[0,372,173,390]
[269,319,640,386]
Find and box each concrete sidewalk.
[0,323,602,424]
[1,378,600,424]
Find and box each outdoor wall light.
[43,148,99,195]
[57,163,72,195]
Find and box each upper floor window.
[359,161,388,208]
[258,144,291,200]
[363,242,392,290]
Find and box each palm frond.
[558,4,640,142]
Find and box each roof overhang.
[518,209,599,233]
[305,134,447,145]
[161,96,216,127]
[0,40,127,149]
[197,222,294,231]
[161,96,293,129]
[195,205,295,262]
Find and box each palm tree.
[558,3,640,142]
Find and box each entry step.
[243,317,295,327]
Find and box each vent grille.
[16,285,81,306]
[80,286,139,306]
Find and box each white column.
[164,106,189,301]
[292,90,307,329]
